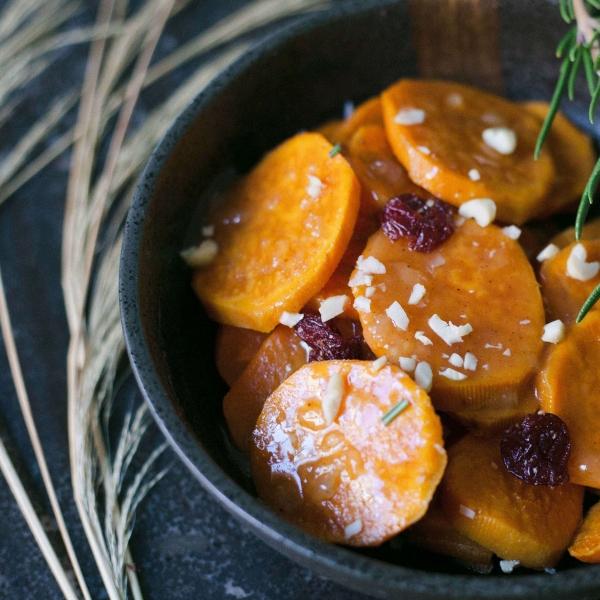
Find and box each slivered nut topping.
[394,108,425,125]
[463,352,478,371]
[322,373,345,425]
[439,368,467,381]
[279,311,304,327]
[482,126,517,154]
[306,174,324,199]
[414,361,433,392]
[566,243,600,281]
[385,301,409,331]
[428,314,473,345]
[180,240,218,267]
[537,243,559,262]
[344,519,363,539]
[408,283,426,305]
[542,320,566,344]
[319,295,349,322]
[415,331,433,346]
[399,357,416,372]
[468,168,481,181]
[502,225,521,240]
[353,296,371,313]
[356,255,386,274]
[458,198,497,227]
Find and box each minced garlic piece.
[542,320,566,344]
[415,361,433,392]
[322,373,345,425]
[408,283,426,305]
[394,108,425,125]
[180,240,218,267]
[566,243,600,281]
[482,126,517,155]
[458,198,497,227]
[348,271,372,287]
[537,243,560,262]
[365,286,376,298]
[499,560,520,574]
[319,295,349,322]
[279,311,304,327]
[385,301,409,331]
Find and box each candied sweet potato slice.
[406,496,493,574]
[569,501,600,563]
[192,132,360,332]
[223,325,307,453]
[550,216,600,250]
[522,101,595,219]
[215,325,268,387]
[440,434,584,570]
[308,125,432,319]
[381,79,556,225]
[539,239,600,324]
[251,360,446,546]
[537,311,600,487]
[351,218,545,421]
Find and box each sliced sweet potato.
[192,132,361,332]
[381,79,556,224]
[539,239,600,324]
[351,218,545,422]
[569,501,600,562]
[537,311,600,487]
[522,101,595,219]
[439,434,584,569]
[406,496,494,574]
[250,360,446,546]
[215,325,268,387]
[307,125,431,319]
[550,216,600,250]
[223,325,307,452]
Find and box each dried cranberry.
[501,413,571,487]
[294,312,362,361]
[380,194,455,252]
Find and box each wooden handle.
[409,0,504,94]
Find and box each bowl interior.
[121,0,600,598]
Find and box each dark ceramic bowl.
[120,1,600,598]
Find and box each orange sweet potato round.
[406,496,494,574]
[223,325,307,452]
[192,132,360,332]
[250,360,446,546]
[569,501,600,563]
[351,218,545,421]
[537,311,600,487]
[539,239,600,324]
[440,434,584,570]
[550,216,600,250]
[522,101,595,219]
[215,325,268,387]
[381,79,556,225]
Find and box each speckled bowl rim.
[120,1,600,597]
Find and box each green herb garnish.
[538,0,600,321]
[381,398,410,426]
[329,143,342,157]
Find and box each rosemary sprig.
[537,0,600,321]
[381,398,410,426]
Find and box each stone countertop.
[0,0,369,598]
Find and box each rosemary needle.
[381,399,410,426]
[329,142,342,157]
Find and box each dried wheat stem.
[0,267,91,599]
[62,0,117,332]
[0,435,80,600]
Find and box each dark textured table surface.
[0,0,369,598]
